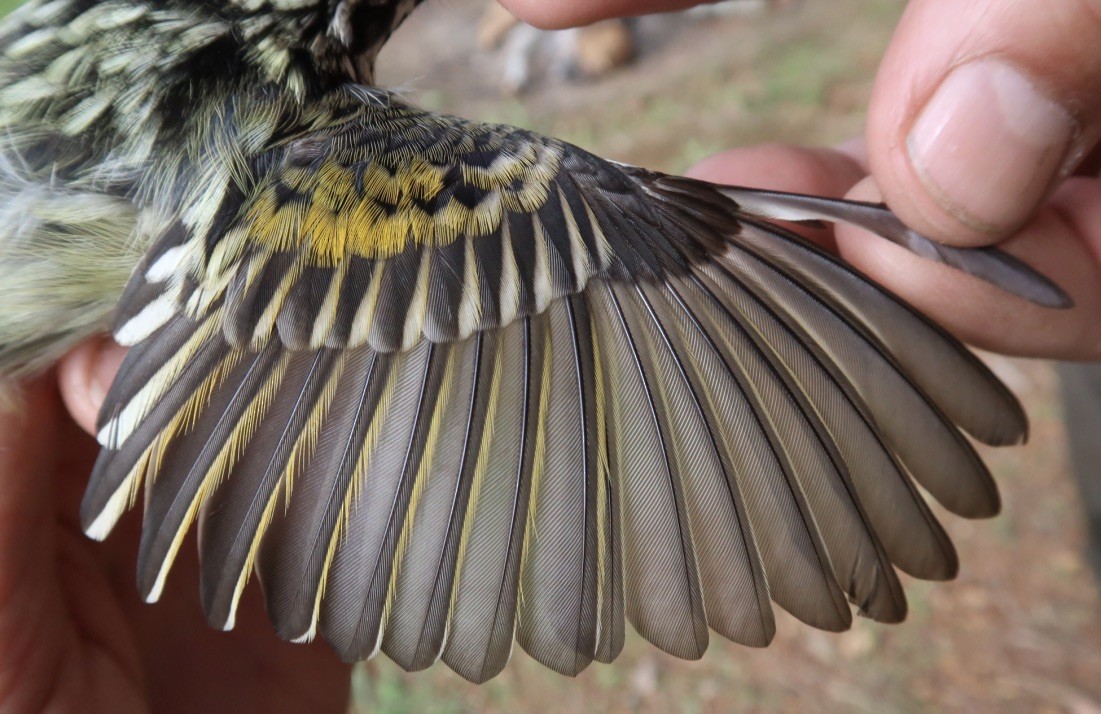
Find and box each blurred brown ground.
[355,1,1101,711]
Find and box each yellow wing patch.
[241,139,564,266]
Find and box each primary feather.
[0,0,1070,683]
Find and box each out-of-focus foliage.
[0,0,22,18]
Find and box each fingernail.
[907,59,1076,233]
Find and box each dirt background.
[353,1,1101,712]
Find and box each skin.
[0,366,352,713]
[3,0,1100,709]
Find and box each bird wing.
[83,97,1057,682]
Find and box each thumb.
[867,0,1101,246]
[58,337,128,437]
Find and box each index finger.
[498,0,713,29]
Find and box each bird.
[0,0,1071,684]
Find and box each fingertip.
[495,0,611,29]
[835,177,1101,359]
[687,144,866,196]
[58,337,127,437]
[498,0,706,29]
[833,137,868,172]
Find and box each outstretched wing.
[83,96,1059,682]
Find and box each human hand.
[501,0,1101,360]
[0,352,351,714]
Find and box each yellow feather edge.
[222,351,348,631]
[144,350,291,603]
[591,300,611,656]
[378,344,462,653]
[97,306,225,449]
[305,350,401,642]
[515,312,553,622]
[251,253,306,347]
[236,140,564,266]
[312,259,348,349]
[401,243,431,350]
[443,326,510,649]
